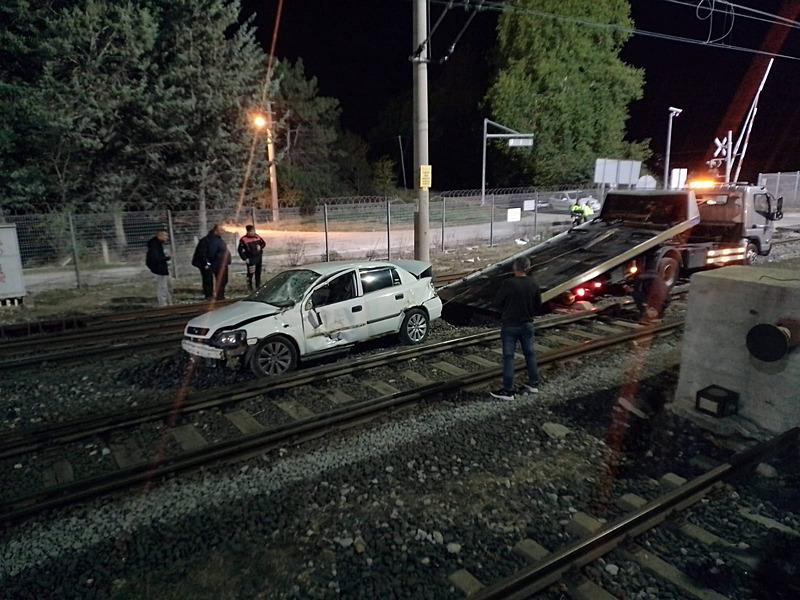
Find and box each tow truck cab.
[679,182,784,269]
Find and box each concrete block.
[660,472,687,491]
[616,493,648,511]
[568,575,618,600]
[566,511,602,537]
[448,569,484,597]
[513,538,550,562]
[674,266,800,435]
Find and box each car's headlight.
[211,329,247,348]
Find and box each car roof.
[291,260,398,276]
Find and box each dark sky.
[243,0,800,188]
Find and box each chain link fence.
[757,172,800,210]
[2,185,598,290]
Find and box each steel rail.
[0,319,683,525]
[471,426,800,600]
[0,307,612,460]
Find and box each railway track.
[0,270,473,370]
[0,303,684,526]
[450,427,800,600]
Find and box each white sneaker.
[521,384,539,394]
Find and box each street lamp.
[664,106,682,190]
[252,114,267,129]
[251,111,279,221]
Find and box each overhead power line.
[426,0,800,61]
[656,0,800,32]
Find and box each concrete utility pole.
[412,0,430,262]
[266,102,280,221]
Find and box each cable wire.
[427,0,800,62]
[656,0,800,32]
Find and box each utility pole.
[266,102,280,221]
[412,0,430,262]
[664,106,682,189]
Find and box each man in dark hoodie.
[146,230,172,306]
[206,224,232,300]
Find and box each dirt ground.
[0,240,526,325]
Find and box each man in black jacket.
[192,230,214,299]
[207,224,232,300]
[238,224,267,291]
[490,256,542,400]
[146,230,172,306]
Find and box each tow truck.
[439,181,784,322]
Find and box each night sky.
[243,0,800,188]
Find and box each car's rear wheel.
[250,336,297,377]
[400,308,429,345]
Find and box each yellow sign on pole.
[419,164,432,190]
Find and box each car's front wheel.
[249,335,298,377]
[399,308,429,345]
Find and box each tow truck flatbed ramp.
[439,190,700,315]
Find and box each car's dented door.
[302,270,367,354]
[359,266,407,338]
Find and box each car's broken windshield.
[248,269,320,307]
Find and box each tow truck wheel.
[745,242,759,265]
[250,336,297,377]
[656,257,679,289]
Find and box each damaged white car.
[182,260,443,376]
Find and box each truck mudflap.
[439,190,701,314]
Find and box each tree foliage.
[0,0,369,215]
[485,0,649,185]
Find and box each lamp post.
[664,106,682,189]
[253,111,280,221]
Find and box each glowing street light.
[252,114,267,129]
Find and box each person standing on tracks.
[238,224,266,291]
[192,230,214,300]
[632,271,670,322]
[206,224,232,300]
[490,256,542,401]
[146,230,172,306]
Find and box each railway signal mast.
[707,58,774,182]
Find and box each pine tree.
[485,0,649,185]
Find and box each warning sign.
[419,165,432,190]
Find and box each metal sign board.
[670,168,688,190]
[507,208,521,222]
[508,138,533,148]
[523,200,536,211]
[594,158,641,185]
[0,224,27,300]
[419,164,432,190]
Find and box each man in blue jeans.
[490,256,542,400]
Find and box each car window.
[249,269,320,307]
[315,270,358,307]
[360,268,400,293]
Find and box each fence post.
[534,191,539,241]
[68,212,81,288]
[441,196,446,252]
[490,194,495,247]
[386,198,391,260]
[167,209,178,279]
[324,203,330,262]
[776,171,781,197]
[794,172,800,207]
[251,206,257,227]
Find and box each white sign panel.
[0,224,27,300]
[523,200,536,211]
[508,137,533,148]
[594,158,642,185]
[670,168,688,190]
[506,208,522,222]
